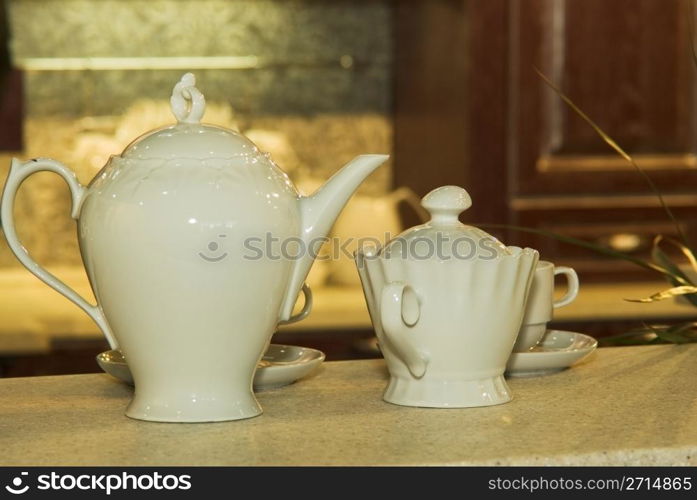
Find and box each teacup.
[513,260,579,352]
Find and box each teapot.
[355,186,538,408]
[1,73,388,422]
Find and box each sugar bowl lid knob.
[421,186,472,225]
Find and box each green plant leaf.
[600,322,697,346]
[653,322,697,344]
[597,326,657,346]
[650,236,697,306]
[625,285,697,303]
[651,237,692,285]
[480,223,672,277]
[655,235,697,273]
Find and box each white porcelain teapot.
[1,73,388,422]
[355,186,538,408]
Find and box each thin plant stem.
[534,67,690,247]
[481,223,673,277]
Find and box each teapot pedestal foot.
[125,391,262,423]
[383,373,512,408]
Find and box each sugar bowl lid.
[119,73,260,161]
[382,185,510,259]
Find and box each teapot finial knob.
[421,186,471,225]
[170,73,206,124]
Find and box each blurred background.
[1,0,697,375]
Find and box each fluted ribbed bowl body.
[360,246,538,408]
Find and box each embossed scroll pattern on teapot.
[1,73,388,422]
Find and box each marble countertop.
[1,344,696,466]
[1,266,696,355]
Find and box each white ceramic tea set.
[354,186,596,407]
[1,73,596,422]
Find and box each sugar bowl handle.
[1,158,117,349]
[380,282,428,378]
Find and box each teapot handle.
[278,283,313,325]
[380,282,428,378]
[1,158,117,348]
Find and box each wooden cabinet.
[394,0,697,280]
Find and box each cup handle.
[553,266,579,308]
[380,282,428,378]
[278,283,313,325]
[1,158,118,348]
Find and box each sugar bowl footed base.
[383,374,512,408]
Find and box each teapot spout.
[279,154,389,321]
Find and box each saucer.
[506,330,597,377]
[96,344,325,391]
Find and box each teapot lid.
[382,186,510,259]
[119,73,260,160]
